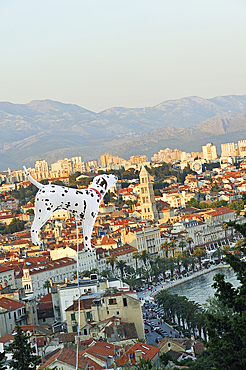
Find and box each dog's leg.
[32,200,55,246]
[82,218,95,253]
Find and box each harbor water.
[167,267,240,306]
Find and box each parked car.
[155,337,163,343]
[144,328,149,333]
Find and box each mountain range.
[1,94,246,171]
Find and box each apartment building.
[202,143,218,161]
[66,290,144,339]
[121,225,161,257]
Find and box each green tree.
[101,269,113,278]
[161,241,171,258]
[139,250,150,268]
[186,237,193,254]
[7,324,41,370]
[132,251,140,270]
[43,280,51,293]
[106,254,118,275]
[116,260,127,280]
[0,352,6,370]
[204,213,246,369]
[193,246,205,270]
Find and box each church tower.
[139,166,158,222]
[22,260,33,295]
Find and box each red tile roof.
[114,342,160,366]
[0,297,24,310]
[39,293,52,302]
[84,341,120,361]
[0,334,14,343]
[40,348,103,370]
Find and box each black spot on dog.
[100,190,103,194]
[51,185,55,188]
[64,189,68,193]
[62,194,65,197]
[85,236,88,240]
[47,207,51,211]
[45,199,49,201]
[39,209,42,212]
[91,193,94,197]
[97,199,100,203]
[75,203,78,206]
[86,190,89,195]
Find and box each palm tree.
[174,251,182,274]
[180,251,191,273]
[167,257,176,278]
[178,240,186,253]
[170,240,176,257]
[160,257,168,281]
[149,256,161,282]
[116,260,127,280]
[106,254,118,275]
[132,251,140,270]
[193,246,206,270]
[222,222,228,244]
[212,244,224,264]
[186,237,194,255]
[161,241,171,258]
[43,280,51,294]
[101,269,113,278]
[139,250,150,268]
[124,265,135,276]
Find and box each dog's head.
[90,174,118,196]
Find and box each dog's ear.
[96,177,107,189]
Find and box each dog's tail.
[23,166,43,189]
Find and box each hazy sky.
[1,0,246,112]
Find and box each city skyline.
[1,1,246,112]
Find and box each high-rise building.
[130,155,147,165]
[100,153,125,167]
[139,166,158,222]
[202,143,217,161]
[238,140,246,157]
[221,142,235,157]
[35,159,49,173]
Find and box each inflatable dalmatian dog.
[23,166,117,251]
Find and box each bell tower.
[139,166,158,222]
[22,260,33,295]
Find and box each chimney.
[135,350,143,363]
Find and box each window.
[8,312,11,319]
[123,298,127,307]
[83,328,87,335]
[71,313,75,321]
[72,325,77,333]
[86,311,91,320]
[109,298,116,305]
[107,310,109,314]
[116,311,120,315]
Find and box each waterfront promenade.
[137,264,230,301]
[155,264,230,293]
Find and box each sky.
[1,0,246,112]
